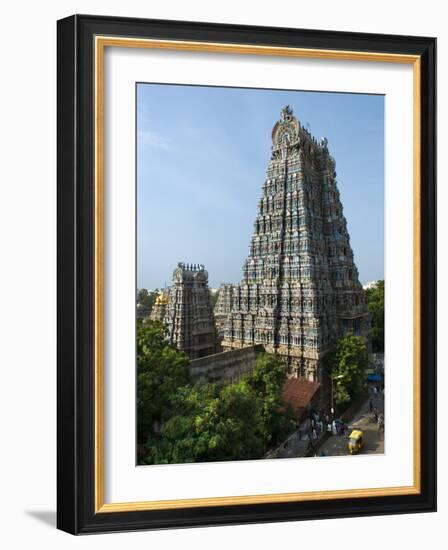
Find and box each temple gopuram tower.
[222,106,370,382]
[215,284,237,318]
[149,291,169,322]
[165,263,217,359]
[214,283,237,345]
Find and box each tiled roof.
[281,377,321,416]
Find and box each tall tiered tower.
[165,263,217,359]
[222,106,370,382]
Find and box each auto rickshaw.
[347,429,364,455]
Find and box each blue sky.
[137,84,384,289]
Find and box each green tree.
[245,353,294,445]
[137,288,149,304]
[136,288,160,314]
[365,280,384,353]
[137,320,190,457]
[144,381,266,464]
[327,332,368,409]
[140,352,295,465]
[210,289,219,308]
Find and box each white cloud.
[137,128,172,151]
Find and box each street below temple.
[316,389,384,457]
[269,388,384,460]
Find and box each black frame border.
[57,14,436,535]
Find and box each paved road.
[268,389,384,459]
[317,391,384,457]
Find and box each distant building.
[165,263,217,359]
[222,106,370,382]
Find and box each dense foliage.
[327,332,368,410]
[245,353,294,444]
[143,382,267,464]
[137,325,294,464]
[210,289,219,308]
[365,280,384,353]
[136,320,190,459]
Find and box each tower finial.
[280,105,293,122]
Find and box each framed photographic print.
[57,14,436,534]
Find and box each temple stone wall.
[188,345,264,383]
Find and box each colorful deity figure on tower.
[222,106,370,382]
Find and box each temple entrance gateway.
[222,106,370,383]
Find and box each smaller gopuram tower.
[165,263,217,359]
[215,284,237,318]
[214,283,237,344]
[149,291,169,322]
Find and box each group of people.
[299,410,348,444]
[368,388,383,417]
[303,411,349,455]
[369,398,379,416]
[377,413,385,436]
[368,386,385,437]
